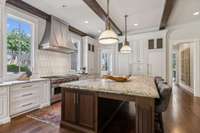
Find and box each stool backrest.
[156,84,172,113]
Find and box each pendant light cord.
[125,15,127,42]
[106,0,110,29]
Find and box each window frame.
[3,6,38,81]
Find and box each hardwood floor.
[163,85,200,133]
[0,85,200,133]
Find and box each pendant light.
[120,15,132,54]
[98,0,119,44]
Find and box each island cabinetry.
[61,89,97,133]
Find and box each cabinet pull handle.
[22,103,32,107]
[22,85,32,88]
[22,93,33,97]
[76,94,79,104]
[74,94,76,104]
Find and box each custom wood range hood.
[39,16,77,54]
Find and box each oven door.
[51,85,62,104]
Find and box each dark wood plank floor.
[0,85,200,133]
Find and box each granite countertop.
[0,78,49,87]
[60,76,159,98]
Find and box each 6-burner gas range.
[42,75,79,104]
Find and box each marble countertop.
[0,78,49,87]
[60,76,159,98]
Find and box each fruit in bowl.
[103,75,131,82]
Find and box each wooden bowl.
[103,75,131,82]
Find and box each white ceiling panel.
[96,0,166,34]
[22,0,166,36]
[168,0,200,26]
[23,0,105,36]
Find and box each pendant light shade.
[120,41,132,54]
[99,29,118,44]
[120,15,131,54]
[98,0,118,44]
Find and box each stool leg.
[159,113,164,133]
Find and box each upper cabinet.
[148,38,163,50]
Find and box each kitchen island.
[60,76,159,133]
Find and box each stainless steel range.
[42,75,79,104]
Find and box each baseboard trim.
[0,117,11,125]
[40,102,50,109]
[177,84,193,96]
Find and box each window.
[71,42,81,71]
[148,39,154,49]
[88,44,91,51]
[156,38,163,49]
[6,15,33,74]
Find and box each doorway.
[172,42,194,94]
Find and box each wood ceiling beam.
[83,0,122,35]
[160,0,176,30]
[6,0,91,37]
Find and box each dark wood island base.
[60,88,155,133]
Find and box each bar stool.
[155,83,172,133]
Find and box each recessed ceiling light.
[61,5,68,8]
[134,23,139,26]
[193,11,199,16]
[98,30,101,33]
[84,21,89,24]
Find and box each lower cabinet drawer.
[10,96,39,116]
[10,82,41,116]
[10,89,39,102]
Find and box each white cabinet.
[131,40,148,76]
[117,53,130,75]
[10,82,40,116]
[0,80,50,124]
[10,80,50,117]
[88,51,95,74]
[148,51,164,78]
[0,86,10,124]
[39,80,50,108]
